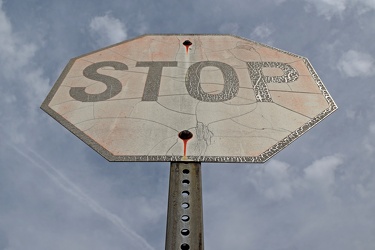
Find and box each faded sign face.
[41,35,337,162]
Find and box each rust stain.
[183,40,192,54]
[178,130,193,158]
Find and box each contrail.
[7,142,155,250]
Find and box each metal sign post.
[166,162,203,250]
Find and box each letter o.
[185,61,239,102]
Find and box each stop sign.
[41,34,337,162]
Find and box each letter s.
[70,61,127,102]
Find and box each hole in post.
[178,130,193,140]
[182,179,190,185]
[181,243,190,250]
[182,202,190,209]
[181,229,190,236]
[181,215,190,222]
[183,40,192,46]
[183,169,190,174]
[182,191,190,197]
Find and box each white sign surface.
[41,35,337,162]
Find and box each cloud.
[303,155,343,191]
[0,1,36,80]
[250,23,274,45]
[304,0,347,19]
[249,159,295,200]
[0,0,49,143]
[337,50,375,77]
[248,155,343,201]
[303,0,375,19]
[89,13,127,48]
[251,24,273,39]
[0,7,36,80]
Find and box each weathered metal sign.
[41,34,337,162]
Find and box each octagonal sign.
[41,34,337,162]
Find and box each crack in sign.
[194,122,214,157]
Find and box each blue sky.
[1,0,375,249]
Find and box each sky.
[0,0,375,249]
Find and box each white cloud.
[248,155,343,201]
[89,13,127,47]
[362,0,375,8]
[250,23,274,45]
[251,24,273,39]
[249,159,295,200]
[0,0,49,142]
[0,2,37,80]
[304,0,346,19]
[303,155,343,191]
[304,0,375,19]
[337,50,375,77]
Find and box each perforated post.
[165,162,204,250]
